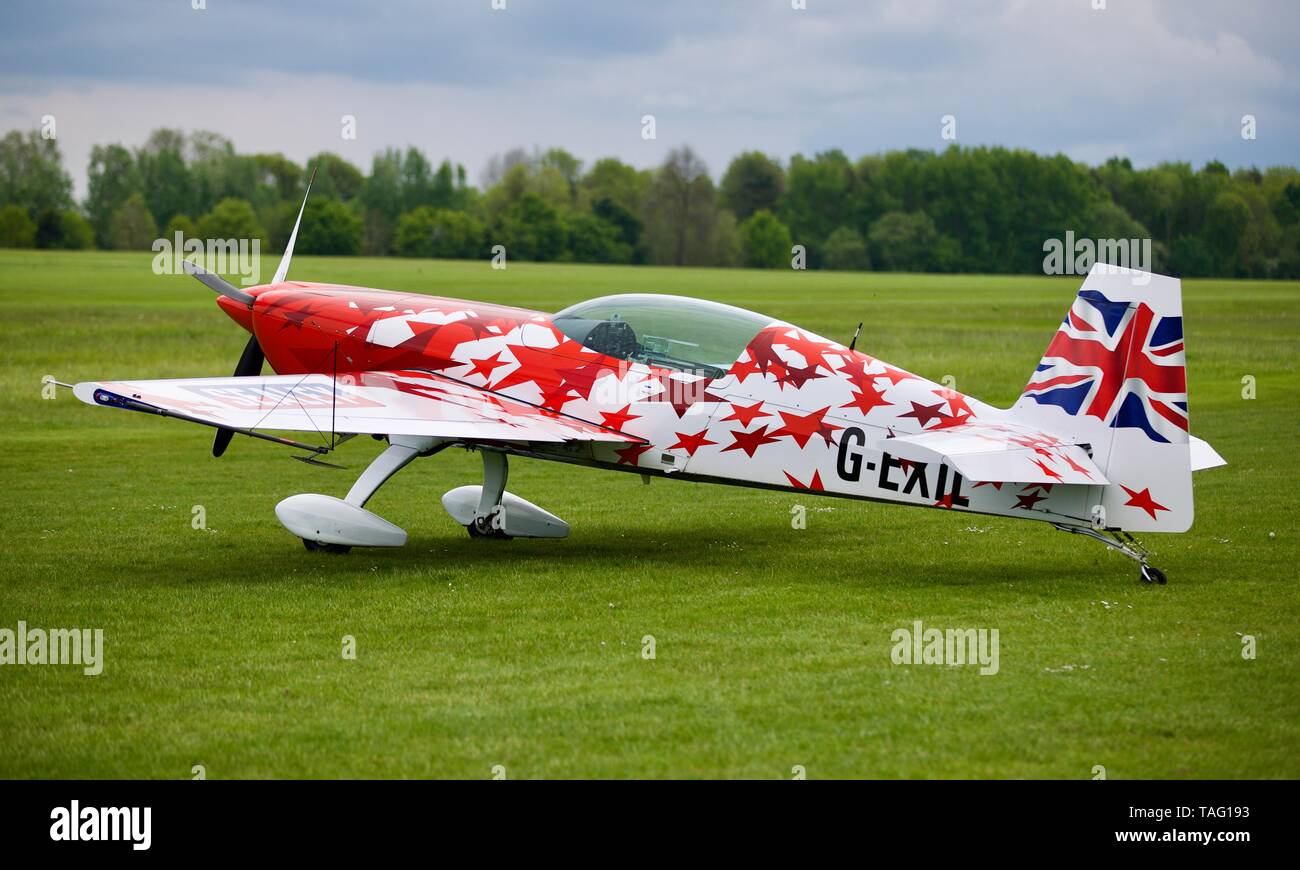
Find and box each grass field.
[0,249,1296,778]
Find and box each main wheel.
[303,538,352,555]
[466,516,512,540]
[1140,564,1167,585]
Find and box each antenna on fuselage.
[848,322,863,352]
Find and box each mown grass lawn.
[0,250,1296,778]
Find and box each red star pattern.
[1013,490,1048,510]
[1121,485,1169,521]
[722,425,782,458]
[877,364,918,386]
[841,380,892,416]
[615,443,655,466]
[898,401,946,427]
[728,354,763,382]
[1031,458,1063,481]
[784,470,825,491]
[772,406,841,448]
[668,429,717,456]
[1059,451,1094,478]
[600,404,641,430]
[776,330,838,372]
[929,410,974,430]
[932,387,974,418]
[776,362,823,390]
[721,401,769,427]
[466,351,510,381]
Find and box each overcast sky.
[2,0,1297,197]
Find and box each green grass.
[0,249,1296,779]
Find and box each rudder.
[1012,264,1193,532]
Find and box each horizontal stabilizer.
[879,421,1109,485]
[1190,435,1226,471]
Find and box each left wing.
[73,369,642,445]
[878,420,1109,485]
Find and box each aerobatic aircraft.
[68,180,1225,582]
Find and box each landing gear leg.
[278,435,447,551]
[345,435,441,508]
[1052,523,1165,584]
[467,450,512,540]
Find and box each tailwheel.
[303,538,352,555]
[1140,564,1167,585]
[1051,523,1164,584]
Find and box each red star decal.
[772,406,842,448]
[466,352,510,381]
[539,383,578,412]
[835,355,881,392]
[898,401,946,427]
[973,481,1004,490]
[669,429,717,456]
[600,404,641,430]
[615,443,655,466]
[650,372,719,417]
[457,312,517,341]
[929,411,974,430]
[742,328,786,375]
[932,387,973,418]
[492,341,588,393]
[1013,491,1048,510]
[877,364,917,386]
[721,425,782,458]
[556,361,612,400]
[728,354,763,382]
[776,330,837,372]
[1059,451,1094,479]
[783,470,825,491]
[776,362,823,390]
[841,381,892,416]
[721,401,769,427]
[1031,458,1063,481]
[1121,485,1169,521]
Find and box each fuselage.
[218,281,1094,528]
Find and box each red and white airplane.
[71,183,1224,582]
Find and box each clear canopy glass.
[553,294,774,377]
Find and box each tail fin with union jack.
[1011,264,1218,533]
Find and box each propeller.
[182,259,255,306]
[211,334,266,456]
[202,166,317,458]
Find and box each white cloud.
[2,0,1295,198]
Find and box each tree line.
[1,126,1298,278]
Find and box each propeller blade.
[182,259,255,306]
[212,334,266,457]
[232,332,266,377]
[272,165,317,285]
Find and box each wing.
[73,369,641,445]
[878,421,1109,485]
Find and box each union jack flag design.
[1021,289,1188,443]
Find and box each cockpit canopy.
[553,294,774,378]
